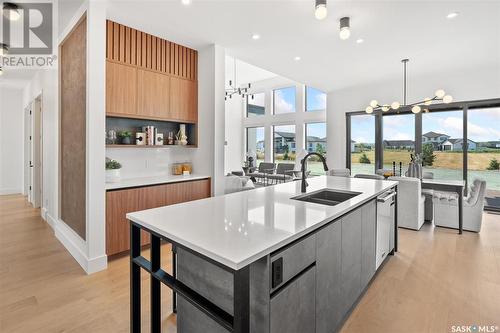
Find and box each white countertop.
[105,174,210,190]
[127,176,398,270]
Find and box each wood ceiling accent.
[106,20,197,81]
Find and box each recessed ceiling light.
[251,34,260,40]
[356,38,364,44]
[294,56,301,61]
[181,0,191,5]
[447,12,459,19]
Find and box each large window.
[350,115,375,176]
[246,93,265,117]
[273,87,296,114]
[246,127,265,166]
[422,110,463,181]
[467,107,500,207]
[306,87,327,112]
[305,122,327,175]
[273,125,296,163]
[383,114,415,175]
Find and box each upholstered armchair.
[388,176,426,230]
[224,174,255,194]
[433,179,486,232]
[328,168,351,177]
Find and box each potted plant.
[106,158,122,183]
[117,130,132,144]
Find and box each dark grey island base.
[129,191,397,333]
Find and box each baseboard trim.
[41,207,48,221]
[50,215,107,274]
[0,188,22,195]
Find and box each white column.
[86,0,107,273]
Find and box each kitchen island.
[127,176,398,333]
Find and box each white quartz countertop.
[127,176,397,270]
[105,174,210,190]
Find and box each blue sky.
[274,87,296,114]
[306,122,326,138]
[351,108,500,144]
[306,87,327,111]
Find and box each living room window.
[305,87,327,112]
[273,87,296,114]
[273,125,296,163]
[246,93,265,117]
[246,127,265,166]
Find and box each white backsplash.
[106,148,193,179]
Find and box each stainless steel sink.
[291,189,361,206]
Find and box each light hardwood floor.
[1,194,499,333]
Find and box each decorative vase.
[178,124,188,145]
[106,169,121,183]
[122,136,131,145]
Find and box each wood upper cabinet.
[170,76,198,123]
[137,69,170,119]
[106,178,211,256]
[106,61,137,116]
[106,20,198,123]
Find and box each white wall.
[326,65,500,169]
[194,44,226,195]
[0,86,24,194]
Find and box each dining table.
[421,179,466,234]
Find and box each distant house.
[256,140,264,152]
[307,136,327,152]
[351,140,356,153]
[247,104,265,116]
[483,141,500,149]
[422,131,450,150]
[274,131,296,153]
[440,138,477,151]
[383,140,415,150]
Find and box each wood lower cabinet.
[106,61,137,117]
[106,178,211,256]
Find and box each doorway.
[25,94,43,209]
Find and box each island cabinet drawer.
[270,265,316,333]
[270,234,316,291]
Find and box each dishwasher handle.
[377,191,396,203]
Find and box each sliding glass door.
[382,114,415,175]
[467,107,500,210]
[347,99,500,211]
[350,115,375,176]
[422,110,463,181]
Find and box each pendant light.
[315,0,327,20]
[225,58,254,101]
[339,17,350,40]
[365,59,453,114]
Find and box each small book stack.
[142,126,158,145]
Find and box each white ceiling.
[107,0,500,93]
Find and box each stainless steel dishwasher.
[376,189,396,269]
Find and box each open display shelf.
[106,116,197,147]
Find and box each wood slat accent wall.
[60,16,87,240]
[106,20,197,81]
